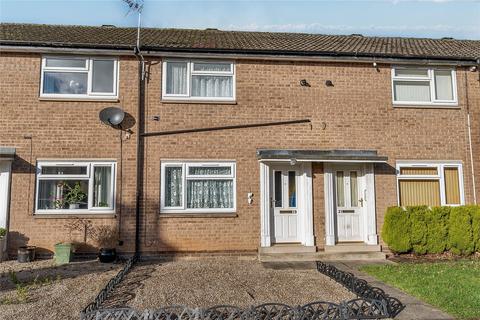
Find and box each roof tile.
[1,23,479,61]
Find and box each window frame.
[40,56,119,100]
[391,66,457,107]
[161,59,236,102]
[396,161,464,207]
[160,160,237,214]
[35,160,116,214]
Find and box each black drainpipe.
[134,47,145,259]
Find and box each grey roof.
[256,149,388,162]
[0,147,16,159]
[1,23,480,61]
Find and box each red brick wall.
[0,52,477,255]
[0,53,139,255]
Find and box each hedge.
[382,207,411,253]
[382,205,480,255]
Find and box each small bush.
[0,227,6,238]
[425,207,449,254]
[409,206,428,254]
[448,207,474,255]
[469,206,480,252]
[382,207,411,253]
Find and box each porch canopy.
[256,149,388,163]
[0,147,15,161]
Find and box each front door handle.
[359,198,364,207]
[270,197,276,207]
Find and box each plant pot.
[54,243,72,265]
[98,248,116,263]
[0,237,6,262]
[17,246,36,263]
[69,203,80,209]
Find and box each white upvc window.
[162,60,235,101]
[161,161,236,213]
[391,67,457,106]
[35,161,116,214]
[396,161,464,207]
[40,56,119,99]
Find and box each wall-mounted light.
[325,80,334,87]
[373,62,380,72]
[300,79,310,87]
[469,66,478,72]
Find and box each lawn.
[360,260,480,320]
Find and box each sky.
[1,0,479,40]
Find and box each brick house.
[1,23,479,258]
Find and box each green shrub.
[425,206,450,254]
[382,207,412,253]
[408,206,429,254]
[0,227,6,238]
[448,207,474,255]
[469,206,480,252]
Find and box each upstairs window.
[391,67,457,106]
[35,161,116,214]
[40,56,118,99]
[162,60,235,101]
[396,162,464,207]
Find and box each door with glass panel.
[335,168,364,242]
[271,167,299,243]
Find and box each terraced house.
[1,23,479,259]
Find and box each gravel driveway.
[107,257,355,309]
[0,259,122,320]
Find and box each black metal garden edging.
[81,255,138,316]
[316,261,405,318]
[81,299,390,320]
[80,258,404,320]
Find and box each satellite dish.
[99,107,125,127]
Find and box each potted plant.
[0,227,7,262]
[64,182,87,209]
[54,242,73,265]
[92,226,118,263]
[17,245,36,263]
[53,219,88,265]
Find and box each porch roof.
[0,147,16,160]
[256,149,388,162]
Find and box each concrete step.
[324,244,382,253]
[259,244,317,254]
[259,251,386,262]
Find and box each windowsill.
[34,213,116,219]
[392,102,459,109]
[161,99,237,105]
[39,97,120,102]
[159,212,238,218]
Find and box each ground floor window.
[396,161,463,206]
[161,161,236,213]
[35,161,116,213]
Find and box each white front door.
[334,167,364,242]
[271,166,300,243]
[0,161,12,229]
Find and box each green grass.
[360,261,480,319]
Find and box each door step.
[259,244,317,254]
[259,251,386,262]
[324,244,381,253]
